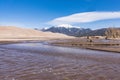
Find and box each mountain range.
[41,24,107,37]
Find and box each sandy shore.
[0,36,120,53]
[51,38,120,53]
[0,37,73,44]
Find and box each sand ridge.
[0,26,73,41]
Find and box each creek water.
[0,42,120,80]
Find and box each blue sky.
[0,0,120,29]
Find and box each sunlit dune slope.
[0,26,73,40]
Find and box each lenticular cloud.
[48,11,120,25]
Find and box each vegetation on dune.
[105,28,120,39]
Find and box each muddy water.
[0,42,120,80]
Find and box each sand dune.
[0,26,73,41]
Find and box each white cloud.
[48,11,120,25]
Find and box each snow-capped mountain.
[42,24,80,30]
[40,24,108,37]
[41,24,92,37]
[55,24,80,29]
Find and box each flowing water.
[0,42,120,80]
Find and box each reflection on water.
[0,42,120,80]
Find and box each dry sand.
[0,26,74,41]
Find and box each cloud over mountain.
[48,11,120,25]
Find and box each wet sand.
[51,38,120,53]
[0,42,120,80]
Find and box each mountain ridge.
[41,25,109,37]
